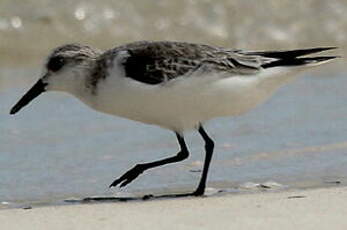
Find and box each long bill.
[10,79,47,115]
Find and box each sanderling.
[10,41,338,196]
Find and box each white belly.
[83,67,296,133]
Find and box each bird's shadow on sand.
[64,190,225,204]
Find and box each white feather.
[79,65,300,133]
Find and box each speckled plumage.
[96,41,261,86]
[45,41,337,96]
[84,41,336,94]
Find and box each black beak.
[10,79,47,115]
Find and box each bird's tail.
[245,47,340,69]
[245,47,340,93]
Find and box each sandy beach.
[1,186,346,230]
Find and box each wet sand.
[1,186,346,230]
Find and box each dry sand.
[1,186,346,230]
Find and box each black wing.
[120,41,261,84]
[120,41,216,84]
[118,42,338,85]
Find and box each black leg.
[192,125,215,196]
[109,132,189,188]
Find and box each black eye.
[47,56,65,72]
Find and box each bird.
[10,41,338,196]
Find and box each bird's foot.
[154,187,205,198]
[109,164,145,188]
[191,186,205,196]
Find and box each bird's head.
[10,43,101,115]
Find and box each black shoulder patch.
[123,50,199,85]
[123,51,163,84]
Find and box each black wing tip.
[269,46,338,53]
[301,55,340,63]
[247,46,339,59]
[307,55,341,59]
[261,55,339,68]
[307,46,338,53]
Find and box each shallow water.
[1,0,347,208]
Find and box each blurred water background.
[1,0,347,208]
